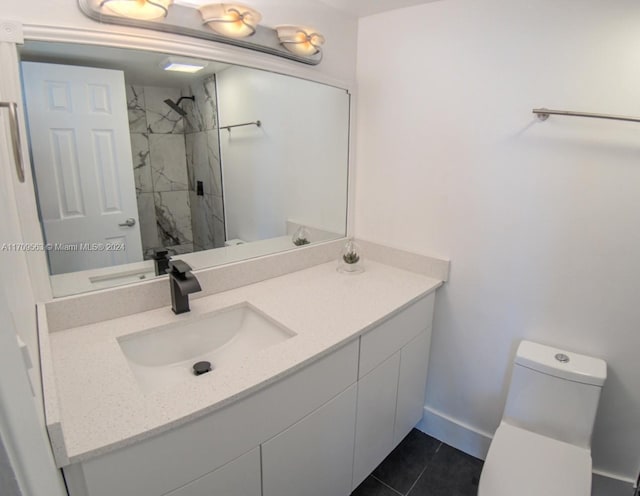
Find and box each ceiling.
[314,0,442,18]
[19,41,231,88]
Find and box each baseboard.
[592,470,635,496]
[417,405,492,460]
[417,406,635,496]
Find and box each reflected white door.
[21,62,142,275]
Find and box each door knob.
[118,218,136,227]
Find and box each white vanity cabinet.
[352,293,435,489]
[63,341,359,496]
[261,385,357,496]
[353,352,401,486]
[61,291,436,496]
[164,448,261,496]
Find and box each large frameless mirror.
[19,41,350,297]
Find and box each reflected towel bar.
[533,108,640,123]
[220,120,262,132]
[0,102,25,183]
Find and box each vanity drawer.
[73,340,358,496]
[359,292,434,378]
[164,448,261,496]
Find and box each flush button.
[555,353,570,363]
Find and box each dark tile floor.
[351,429,483,496]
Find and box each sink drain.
[193,361,212,376]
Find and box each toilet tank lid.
[515,341,607,386]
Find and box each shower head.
[164,99,186,117]
[163,96,195,117]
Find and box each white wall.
[217,65,349,242]
[355,0,640,484]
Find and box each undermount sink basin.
[118,303,296,393]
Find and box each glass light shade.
[276,25,325,57]
[100,0,173,20]
[198,3,262,39]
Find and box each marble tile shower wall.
[182,75,226,251]
[126,80,225,259]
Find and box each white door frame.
[0,23,67,496]
[0,23,52,303]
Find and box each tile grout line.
[371,475,404,496]
[404,442,443,496]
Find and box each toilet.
[478,340,606,496]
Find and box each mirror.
[18,41,350,297]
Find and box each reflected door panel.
[22,62,142,274]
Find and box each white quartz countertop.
[43,260,441,465]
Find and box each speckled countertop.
[41,260,441,466]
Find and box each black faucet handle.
[152,248,170,260]
[169,259,193,275]
[153,249,172,276]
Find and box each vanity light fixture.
[99,0,173,20]
[161,57,206,73]
[276,26,325,57]
[198,3,262,39]
[79,0,322,64]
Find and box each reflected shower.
[164,96,195,117]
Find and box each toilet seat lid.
[478,423,591,496]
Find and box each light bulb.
[100,0,173,20]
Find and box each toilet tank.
[503,341,606,449]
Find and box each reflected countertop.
[50,234,342,297]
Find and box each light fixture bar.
[78,0,323,65]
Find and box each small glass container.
[292,226,311,246]
[337,239,363,274]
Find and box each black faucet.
[168,260,202,314]
[152,248,171,276]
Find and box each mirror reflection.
[18,42,350,297]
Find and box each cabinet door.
[164,448,261,496]
[394,329,431,445]
[352,352,401,489]
[359,293,434,378]
[262,384,357,496]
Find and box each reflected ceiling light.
[276,26,325,57]
[99,0,173,20]
[160,57,206,73]
[198,3,262,39]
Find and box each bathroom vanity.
[0,10,451,496]
[39,256,443,496]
